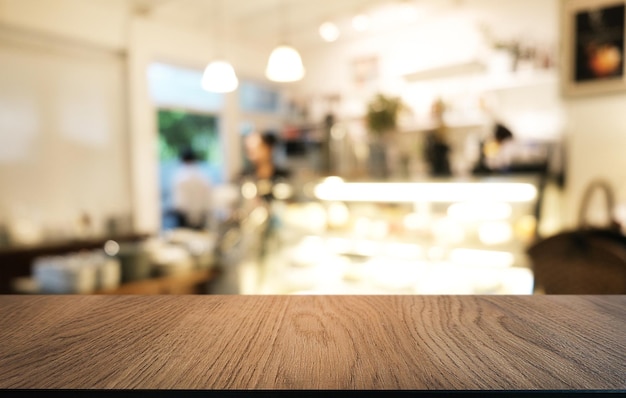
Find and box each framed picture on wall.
[562,0,626,96]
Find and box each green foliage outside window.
[157,109,220,164]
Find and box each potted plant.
[366,93,402,136]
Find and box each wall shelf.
[403,60,485,82]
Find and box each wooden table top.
[0,295,624,390]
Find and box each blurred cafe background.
[1,0,626,295]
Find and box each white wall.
[0,3,131,241]
[0,0,276,235]
[558,0,626,228]
[563,95,626,227]
[0,0,129,50]
[296,0,560,122]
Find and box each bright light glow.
[447,202,512,221]
[403,212,426,230]
[201,60,239,93]
[241,182,257,199]
[314,182,537,203]
[478,221,514,245]
[324,176,344,184]
[414,264,533,294]
[327,202,350,228]
[353,217,372,238]
[450,248,515,268]
[499,267,535,294]
[514,215,537,241]
[427,246,446,261]
[369,220,390,239]
[266,45,305,82]
[366,258,421,291]
[319,21,340,42]
[352,14,370,31]
[326,237,352,254]
[384,242,422,259]
[354,240,381,257]
[433,218,465,244]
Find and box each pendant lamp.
[266,0,305,82]
[201,0,238,93]
[266,44,305,82]
[202,60,239,93]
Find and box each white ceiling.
[130,0,459,48]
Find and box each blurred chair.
[527,179,626,294]
[528,232,626,293]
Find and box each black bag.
[527,179,626,294]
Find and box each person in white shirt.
[172,148,211,229]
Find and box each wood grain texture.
[0,295,624,390]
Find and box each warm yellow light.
[353,217,371,238]
[403,212,426,230]
[241,182,257,199]
[433,218,465,244]
[326,237,352,254]
[478,221,514,245]
[447,202,512,221]
[323,176,344,184]
[266,45,305,82]
[353,240,382,256]
[314,182,537,203]
[449,248,515,268]
[327,202,350,228]
[383,242,422,259]
[369,220,389,239]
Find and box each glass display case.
[248,176,541,295]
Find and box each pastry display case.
[249,176,541,295]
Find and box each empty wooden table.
[0,295,624,390]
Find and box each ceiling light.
[314,182,538,203]
[319,21,340,42]
[200,0,238,93]
[201,60,239,93]
[266,44,305,82]
[352,14,370,32]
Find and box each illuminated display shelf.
[256,178,542,295]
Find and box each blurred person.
[172,147,212,229]
[483,123,515,172]
[423,98,452,176]
[241,131,290,201]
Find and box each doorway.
[157,108,222,230]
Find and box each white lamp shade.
[201,60,239,93]
[265,45,305,82]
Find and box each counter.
[0,295,624,390]
[0,234,147,294]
